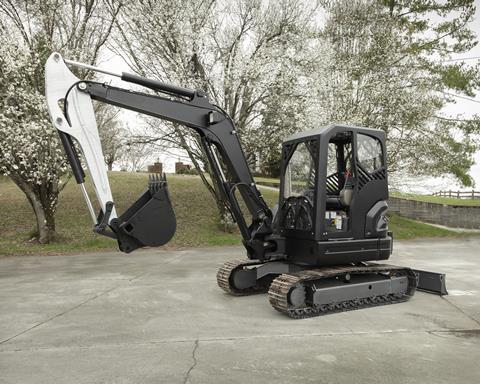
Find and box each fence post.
[449,190,452,198]
[473,190,475,199]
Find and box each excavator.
[44,52,447,318]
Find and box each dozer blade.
[413,269,448,295]
[108,174,176,253]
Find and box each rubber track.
[268,264,417,319]
[216,259,269,295]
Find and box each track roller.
[268,263,417,319]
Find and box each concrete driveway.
[1,238,479,384]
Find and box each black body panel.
[286,236,392,266]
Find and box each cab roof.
[283,124,384,144]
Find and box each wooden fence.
[432,190,480,199]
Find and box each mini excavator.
[45,53,447,318]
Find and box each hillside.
[0,172,473,256]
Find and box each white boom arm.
[45,52,117,222]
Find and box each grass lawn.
[0,172,475,256]
[0,173,277,256]
[254,176,280,185]
[387,213,474,239]
[391,192,480,206]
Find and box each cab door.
[279,139,319,240]
[351,131,389,239]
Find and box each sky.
[97,2,480,188]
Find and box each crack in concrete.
[2,328,479,353]
[441,296,480,327]
[0,252,189,346]
[0,255,186,345]
[183,340,199,384]
[0,285,118,345]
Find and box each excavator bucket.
[108,174,176,253]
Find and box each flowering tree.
[0,0,120,243]
[318,0,480,186]
[0,44,68,243]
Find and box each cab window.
[282,141,317,232]
[283,141,316,200]
[357,134,383,173]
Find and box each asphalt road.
[1,238,479,383]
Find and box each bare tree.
[111,0,321,221]
[94,102,126,171]
[118,141,153,172]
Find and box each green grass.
[0,173,278,256]
[254,176,280,185]
[391,192,480,206]
[387,213,473,239]
[0,172,474,256]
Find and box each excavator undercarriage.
[217,259,417,318]
[217,260,416,318]
[44,52,447,319]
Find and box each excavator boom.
[45,52,274,257]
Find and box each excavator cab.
[277,125,392,266]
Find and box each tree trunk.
[10,175,56,244]
[192,141,235,231]
[107,162,113,171]
[171,125,234,230]
[188,148,232,227]
[29,192,52,244]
